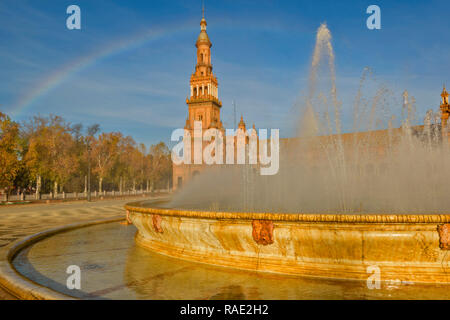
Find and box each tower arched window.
[200,53,203,63]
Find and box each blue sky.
[0,0,449,146]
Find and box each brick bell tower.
[185,8,222,132]
[173,7,224,190]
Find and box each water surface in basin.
[12,222,450,299]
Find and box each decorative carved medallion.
[438,224,450,250]
[152,214,163,233]
[252,220,274,245]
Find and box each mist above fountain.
[169,23,449,214]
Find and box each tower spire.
[442,85,449,105]
[202,0,205,18]
[186,10,221,133]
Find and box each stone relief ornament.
[252,220,274,245]
[438,224,450,250]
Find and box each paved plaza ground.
[0,196,161,299]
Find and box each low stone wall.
[1,190,170,203]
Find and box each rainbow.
[12,22,195,117]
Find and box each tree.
[23,115,79,196]
[0,112,21,197]
[85,124,100,201]
[91,132,120,193]
[116,135,137,192]
[149,142,172,189]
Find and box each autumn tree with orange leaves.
[22,115,79,197]
[0,112,21,197]
[91,132,121,193]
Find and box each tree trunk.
[53,181,58,198]
[36,175,41,200]
[99,177,103,193]
[84,175,87,194]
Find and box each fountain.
[127,23,450,283]
[2,23,450,300]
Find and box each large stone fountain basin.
[126,201,450,283]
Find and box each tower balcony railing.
[196,62,212,67]
[186,94,222,106]
[190,74,217,82]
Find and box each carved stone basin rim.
[125,202,450,224]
